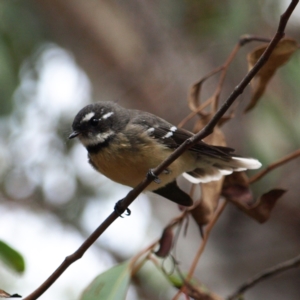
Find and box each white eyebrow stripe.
[102,112,114,119]
[82,112,95,122]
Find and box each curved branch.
[227,254,300,300]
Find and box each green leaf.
[0,240,25,273]
[167,273,199,289]
[81,261,131,300]
[167,274,184,288]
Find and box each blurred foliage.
[81,261,131,300]
[159,0,280,50]
[0,240,25,273]
[0,1,44,116]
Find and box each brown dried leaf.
[155,226,174,258]
[245,38,298,112]
[193,114,227,146]
[188,79,204,112]
[248,189,286,223]
[222,172,285,222]
[222,172,254,206]
[0,289,21,298]
[192,179,225,228]
[0,290,11,299]
[228,188,286,223]
[191,116,226,229]
[193,114,232,133]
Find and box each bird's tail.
[183,156,261,184]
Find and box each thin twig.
[179,43,240,128]
[179,35,272,128]
[188,201,227,277]
[178,98,212,128]
[188,66,225,112]
[172,201,227,300]
[249,148,300,183]
[239,35,272,46]
[212,42,241,112]
[23,1,298,299]
[227,254,300,300]
[130,241,158,276]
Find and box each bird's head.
[69,102,128,148]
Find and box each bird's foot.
[114,200,131,218]
[147,169,161,184]
[162,168,171,174]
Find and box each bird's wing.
[129,111,234,161]
[128,110,261,185]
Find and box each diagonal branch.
[23,1,299,299]
[227,254,300,300]
[172,201,228,300]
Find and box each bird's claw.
[114,200,131,218]
[163,168,171,174]
[148,169,161,184]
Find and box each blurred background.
[0,0,300,299]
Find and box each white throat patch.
[79,130,114,147]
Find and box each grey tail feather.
[183,156,262,184]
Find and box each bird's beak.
[69,131,80,139]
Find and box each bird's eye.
[90,118,99,127]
